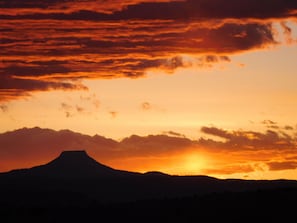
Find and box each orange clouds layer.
[0,123,296,177]
[1,0,297,101]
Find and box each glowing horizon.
[1,0,297,180]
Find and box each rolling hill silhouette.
[1,150,297,202]
[1,151,297,222]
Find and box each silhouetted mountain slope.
[1,152,297,223]
[0,127,119,172]
[5,150,139,178]
[0,151,297,206]
[0,127,198,173]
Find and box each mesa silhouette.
[5,150,139,178]
[1,150,297,205]
[1,151,297,222]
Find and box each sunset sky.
[1,0,297,179]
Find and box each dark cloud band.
[0,0,296,101]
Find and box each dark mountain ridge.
[0,127,196,173]
[4,150,139,178]
[1,151,297,222]
[1,150,297,205]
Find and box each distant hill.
[1,151,297,222]
[1,151,297,205]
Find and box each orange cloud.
[109,111,118,119]
[0,124,296,177]
[2,0,296,19]
[200,126,296,150]
[141,102,151,111]
[0,0,174,15]
[267,161,297,171]
[61,102,73,118]
[1,0,297,101]
[0,104,8,112]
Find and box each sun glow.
[183,153,206,173]
[164,150,212,176]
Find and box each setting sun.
[0,0,297,180]
[181,152,209,175]
[1,1,297,222]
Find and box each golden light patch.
[180,152,209,175]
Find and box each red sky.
[1,0,297,179]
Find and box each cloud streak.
[1,0,297,101]
[1,0,297,19]
[0,124,296,176]
[200,126,296,150]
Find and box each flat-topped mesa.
[58,150,91,161]
[48,150,114,174]
[60,150,88,156]
[53,150,97,165]
[3,150,141,178]
[16,150,141,178]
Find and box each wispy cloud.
[267,161,297,171]
[1,0,297,101]
[109,111,118,119]
[80,93,100,109]
[0,104,8,112]
[162,131,186,138]
[61,102,73,117]
[200,125,296,150]
[141,102,151,111]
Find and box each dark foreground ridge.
[1,151,297,222]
